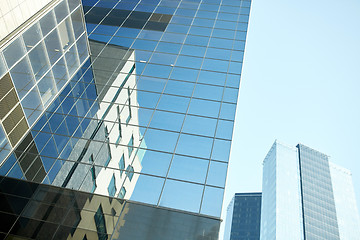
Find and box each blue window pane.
[215,120,234,140]
[206,161,228,187]
[180,45,206,57]
[164,80,194,97]
[193,18,215,27]
[41,156,56,172]
[223,87,239,103]
[211,139,231,162]
[228,61,242,74]
[142,64,172,79]
[47,159,62,183]
[144,129,179,153]
[209,37,233,49]
[156,42,182,54]
[109,36,134,48]
[188,99,220,118]
[160,179,203,213]
[161,32,186,43]
[231,50,244,62]
[206,48,232,61]
[157,95,190,113]
[168,155,208,184]
[184,35,209,46]
[130,174,164,205]
[200,186,224,217]
[34,131,52,152]
[165,24,190,34]
[140,150,172,177]
[41,138,59,158]
[226,74,241,88]
[176,134,213,159]
[170,67,199,82]
[149,110,185,132]
[193,84,223,101]
[137,91,161,108]
[175,55,203,69]
[0,154,16,176]
[132,39,158,51]
[220,102,236,120]
[182,115,217,137]
[196,10,217,19]
[7,162,24,179]
[202,58,228,73]
[148,52,175,66]
[188,26,212,37]
[214,20,237,30]
[197,70,226,86]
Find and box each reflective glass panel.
[160,179,203,213]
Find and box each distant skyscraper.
[260,141,360,240]
[0,0,251,238]
[224,192,261,240]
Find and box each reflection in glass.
[3,37,26,69]
[207,161,228,187]
[168,155,208,184]
[23,22,42,52]
[44,29,63,64]
[201,186,224,217]
[28,41,50,80]
[182,115,217,137]
[10,56,36,99]
[176,134,213,159]
[160,179,203,213]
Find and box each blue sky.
[221,0,360,237]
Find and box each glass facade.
[297,144,340,240]
[0,176,220,240]
[330,163,360,240]
[0,0,252,238]
[260,141,303,240]
[224,192,261,240]
[260,141,360,240]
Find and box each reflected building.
[260,141,360,240]
[224,192,261,240]
[0,0,252,238]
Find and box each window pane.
[159,179,203,213]
[10,56,35,99]
[168,155,208,184]
[23,22,43,52]
[182,115,217,137]
[28,41,50,80]
[175,134,213,159]
[130,174,164,205]
[3,37,26,69]
[206,161,227,187]
[200,186,224,217]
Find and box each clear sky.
[220,0,360,238]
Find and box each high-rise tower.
[0,0,251,238]
[260,141,360,240]
[224,192,262,240]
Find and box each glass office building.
[260,141,360,240]
[224,192,261,240]
[0,0,251,238]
